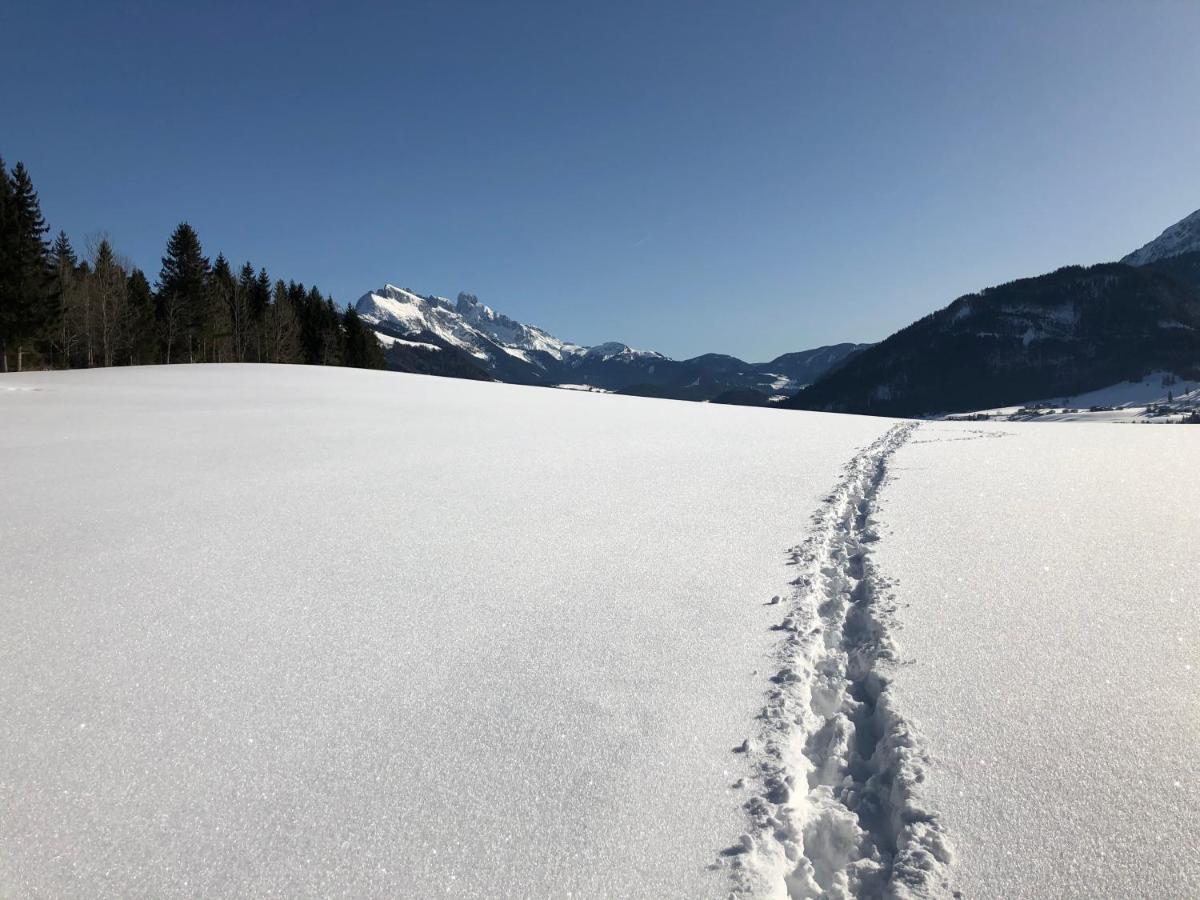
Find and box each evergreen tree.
[341,305,385,369]
[48,231,79,367]
[209,253,236,361]
[92,238,127,367]
[0,156,14,369]
[234,260,263,362]
[252,266,271,360]
[125,268,155,365]
[319,292,341,365]
[50,231,76,269]
[157,222,209,363]
[263,279,300,363]
[289,281,321,364]
[0,161,55,371]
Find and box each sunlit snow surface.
[0,364,891,899]
[876,422,1200,898]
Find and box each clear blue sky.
[6,1,1200,360]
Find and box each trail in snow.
[728,422,955,900]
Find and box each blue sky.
[6,1,1200,360]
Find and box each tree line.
[0,155,384,373]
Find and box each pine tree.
[0,156,13,369]
[289,281,321,364]
[319,292,341,365]
[92,239,127,367]
[263,279,300,363]
[125,268,155,365]
[252,267,271,360]
[209,253,236,362]
[0,161,55,371]
[341,305,385,369]
[47,231,79,367]
[157,222,209,364]
[50,231,76,269]
[236,261,254,361]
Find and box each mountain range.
[357,206,1200,417]
[787,207,1200,416]
[356,285,867,402]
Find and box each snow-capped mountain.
[356,284,866,400]
[1122,207,1200,266]
[357,285,581,363]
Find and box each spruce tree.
[289,281,320,364]
[209,253,236,361]
[0,161,55,371]
[264,278,300,363]
[0,156,13,369]
[235,261,267,362]
[252,267,271,360]
[319,292,341,365]
[125,268,155,364]
[92,238,127,367]
[157,222,209,363]
[341,305,385,369]
[48,231,78,366]
[50,231,76,270]
[235,261,260,361]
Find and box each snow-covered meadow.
[876,422,1200,898]
[1,365,1196,898]
[0,365,889,898]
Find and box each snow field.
[4,365,1195,898]
[0,364,892,899]
[875,421,1200,898]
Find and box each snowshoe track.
[728,422,955,899]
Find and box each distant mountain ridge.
[356,284,868,401]
[788,207,1200,417]
[1122,209,1200,266]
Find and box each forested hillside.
[788,262,1200,417]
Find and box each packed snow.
[0,364,890,899]
[875,421,1200,898]
[3,365,1197,898]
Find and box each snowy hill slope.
[1122,207,1200,266]
[786,206,1200,417]
[788,262,1200,417]
[3,365,1197,898]
[0,364,891,899]
[356,284,867,399]
[949,371,1200,423]
[877,422,1200,898]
